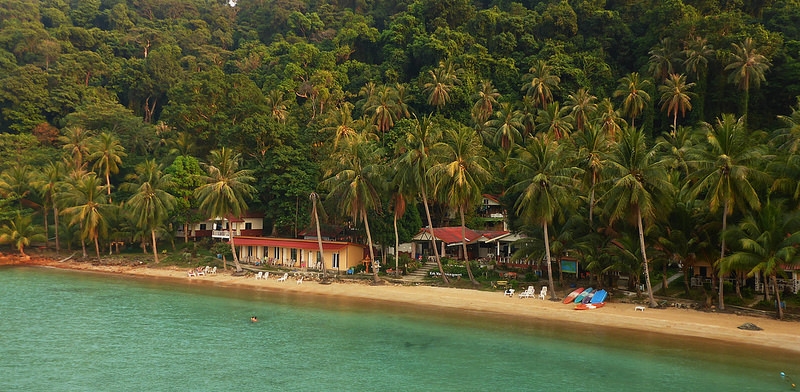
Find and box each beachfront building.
[176,212,264,240]
[477,194,508,231]
[231,236,367,273]
[411,227,523,263]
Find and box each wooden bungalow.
[231,236,367,273]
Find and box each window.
[245,222,252,230]
[274,247,279,259]
[199,224,206,230]
[332,253,340,269]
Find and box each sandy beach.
[6,254,800,355]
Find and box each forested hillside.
[3,0,800,306]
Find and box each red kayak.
[574,302,605,310]
[562,287,585,304]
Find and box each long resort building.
[231,236,367,273]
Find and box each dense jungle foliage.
[3,0,800,309]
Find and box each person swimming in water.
[250,316,258,322]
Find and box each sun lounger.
[504,288,515,297]
[187,269,196,277]
[277,273,288,282]
[518,286,535,298]
[210,266,217,274]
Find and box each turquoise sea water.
[1,267,799,391]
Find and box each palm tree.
[195,147,256,272]
[647,37,679,83]
[393,83,414,120]
[30,161,66,252]
[566,88,598,132]
[365,84,399,133]
[471,80,501,128]
[773,97,800,154]
[595,98,626,140]
[61,173,110,261]
[424,60,461,110]
[309,192,326,279]
[0,213,46,257]
[573,124,609,227]
[614,72,652,129]
[123,159,176,264]
[510,135,581,300]
[320,134,385,283]
[395,115,449,283]
[266,89,290,124]
[59,126,92,170]
[536,102,574,140]
[682,35,714,121]
[721,200,800,320]
[0,164,32,210]
[486,101,523,151]
[601,127,674,307]
[325,103,360,150]
[89,131,127,201]
[522,59,560,109]
[429,125,492,285]
[685,114,769,310]
[658,73,695,133]
[725,37,771,120]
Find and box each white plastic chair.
[255,271,263,280]
[296,276,304,285]
[210,266,217,275]
[277,273,288,282]
[538,286,548,299]
[518,286,535,298]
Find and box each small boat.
[562,287,585,304]
[575,302,605,310]
[574,287,594,303]
[590,289,607,304]
[581,291,595,304]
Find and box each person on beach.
[251,316,258,322]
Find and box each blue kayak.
[574,287,594,303]
[590,289,607,304]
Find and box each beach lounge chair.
[255,271,263,280]
[187,269,196,277]
[196,267,205,276]
[210,266,217,275]
[204,266,211,274]
[504,288,515,297]
[518,286,535,298]
[538,286,548,299]
[277,273,289,282]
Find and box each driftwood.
[737,323,763,331]
[57,252,77,263]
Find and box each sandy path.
[6,255,800,354]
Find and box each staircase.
[404,261,437,283]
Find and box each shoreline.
[6,255,800,355]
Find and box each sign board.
[560,260,578,274]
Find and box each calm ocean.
[1,266,797,391]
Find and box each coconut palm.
[320,134,385,283]
[647,37,679,83]
[510,135,581,300]
[123,159,176,264]
[595,98,625,140]
[393,83,414,120]
[395,115,449,283]
[325,103,360,150]
[309,192,326,279]
[89,131,127,201]
[59,126,92,170]
[522,59,560,109]
[536,102,574,140]
[725,37,771,120]
[0,213,45,257]
[566,88,598,132]
[266,89,290,124]
[684,114,769,310]
[61,173,110,261]
[471,80,501,128]
[365,84,399,133]
[486,101,523,151]
[195,147,256,272]
[613,72,652,129]
[0,164,32,210]
[424,60,461,110]
[682,35,714,121]
[573,124,610,227]
[30,161,65,252]
[721,199,800,320]
[773,97,800,154]
[430,125,492,285]
[601,127,674,307]
[659,73,695,133]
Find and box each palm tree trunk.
[588,184,595,228]
[53,206,60,253]
[637,207,658,307]
[543,219,556,300]
[229,227,242,272]
[718,202,728,310]
[151,229,160,264]
[362,210,379,283]
[672,112,678,135]
[773,274,783,320]
[43,207,49,250]
[312,194,326,279]
[93,236,101,262]
[460,206,477,285]
[393,212,400,278]
[184,222,189,243]
[421,185,448,284]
